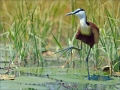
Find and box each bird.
[55,8,99,80]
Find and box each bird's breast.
[80,26,91,35]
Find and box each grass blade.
[52,34,62,50]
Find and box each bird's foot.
[54,46,81,59]
[90,74,113,81]
[53,46,74,59]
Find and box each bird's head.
[65,8,86,19]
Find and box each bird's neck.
[80,18,87,27]
[79,17,91,35]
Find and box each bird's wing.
[89,22,99,44]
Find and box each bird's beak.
[65,12,74,16]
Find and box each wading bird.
[55,8,99,80]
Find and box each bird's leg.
[86,47,91,80]
[54,42,82,59]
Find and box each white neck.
[76,12,87,26]
[75,11,91,35]
[80,18,87,27]
[79,17,91,35]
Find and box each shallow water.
[0,67,120,90]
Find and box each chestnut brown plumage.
[76,22,99,48]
